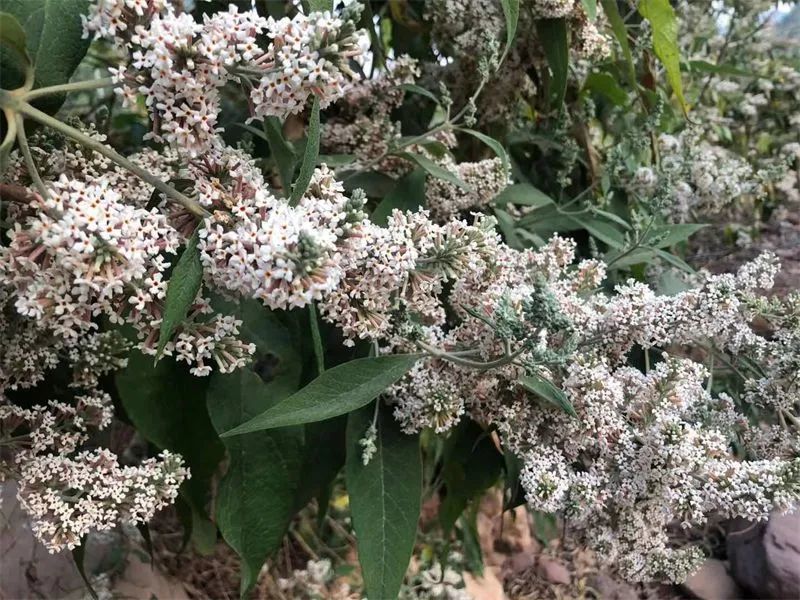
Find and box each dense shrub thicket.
[0,0,798,597]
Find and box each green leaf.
[371,168,426,225]
[583,71,628,106]
[399,152,472,192]
[581,0,597,20]
[116,352,225,548]
[294,416,347,513]
[576,216,626,249]
[494,183,554,208]
[263,117,297,194]
[206,301,303,596]
[307,0,332,11]
[342,171,397,197]
[592,207,632,230]
[156,230,203,359]
[535,18,569,108]
[638,0,688,114]
[644,223,706,248]
[439,421,504,533]
[500,0,520,62]
[317,153,355,167]
[0,0,91,113]
[0,12,30,64]
[600,0,636,85]
[209,369,303,596]
[519,374,576,417]
[687,59,755,78]
[72,541,98,600]
[532,511,560,545]
[654,248,695,274]
[289,96,321,204]
[222,354,421,436]
[493,207,523,249]
[346,403,421,600]
[456,127,510,175]
[399,82,441,105]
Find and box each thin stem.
[418,340,527,371]
[606,216,656,269]
[23,78,117,102]
[14,115,50,200]
[309,303,325,375]
[0,111,18,182]
[17,101,210,218]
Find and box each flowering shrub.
[0,0,798,596]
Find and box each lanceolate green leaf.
[289,96,321,204]
[600,0,636,86]
[0,0,91,112]
[400,152,472,192]
[400,82,441,105]
[494,183,554,208]
[0,12,30,64]
[208,370,302,595]
[456,127,510,175]
[263,117,297,194]
[371,168,426,225]
[156,230,203,358]
[346,403,422,600]
[644,223,707,248]
[207,301,303,596]
[499,0,520,62]
[519,374,576,417]
[535,18,569,108]
[638,0,688,114]
[576,216,626,249]
[222,354,421,436]
[583,71,628,106]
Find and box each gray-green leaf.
[346,403,421,600]
[371,168,426,225]
[399,152,472,192]
[221,354,421,436]
[494,183,554,208]
[519,374,576,417]
[500,0,520,62]
[289,96,321,205]
[0,0,91,112]
[456,127,510,175]
[156,230,203,359]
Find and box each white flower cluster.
[323,55,420,172]
[0,392,113,457]
[656,130,765,220]
[376,231,798,582]
[320,213,499,345]
[1,176,179,338]
[84,0,366,155]
[0,166,256,377]
[250,6,367,121]
[426,155,510,221]
[277,558,336,599]
[17,449,187,553]
[200,165,366,310]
